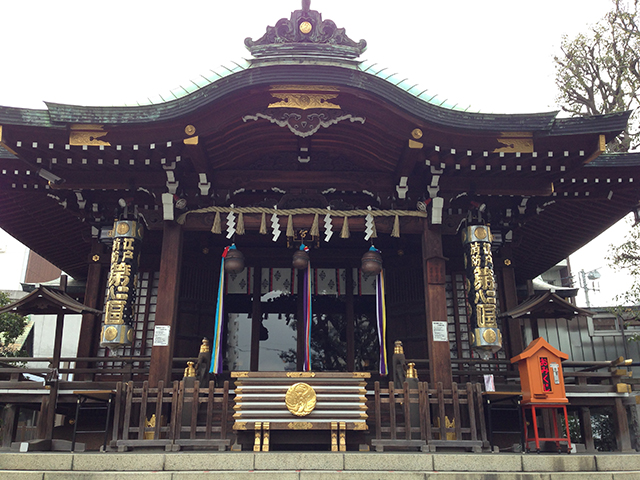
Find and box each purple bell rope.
[302,244,312,371]
[376,270,389,375]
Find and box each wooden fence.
[113,380,231,451]
[370,381,487,452]
[108,379,488,452]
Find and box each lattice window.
[446,272,507,370]
[97,270,158,370]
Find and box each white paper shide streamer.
[271,206,281,242]
[226,208,236,239]
[324,208,333,242]
[364,206,374,241]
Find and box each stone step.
[0,452,639,479]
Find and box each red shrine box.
[511,337,568,405]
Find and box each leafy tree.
[554,0,639,152]
[607,219,640,340]
[0,291,28,358]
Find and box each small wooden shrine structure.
[1,1,640,451]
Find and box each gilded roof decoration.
[245,0,366,59]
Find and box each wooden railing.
[370,381,487,452]
[0,355,636,452]
[406,358,519,386]
[0,356,205,385]
[113,380,232,451]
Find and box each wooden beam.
[209,171,396,191]
[180,213,425,235]
[48,171,167,190]
[421,222,452,389]
[148,221,183,388]
[583,134,606,164]
[439,176,554,197]
[46,169,397,193]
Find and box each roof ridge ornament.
[245,1,366,61]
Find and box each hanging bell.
[224,245,245,274]
[361,246,383,276]
[292,245,310,270]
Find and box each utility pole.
[578,268,601,308]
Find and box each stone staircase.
[1,452,639,479]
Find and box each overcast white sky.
[0,0,633,305]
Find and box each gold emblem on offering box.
[285,382,317,417]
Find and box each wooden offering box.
[511,337,568,405]
[232,371,370,451]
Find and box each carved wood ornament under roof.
[243,83,365,138]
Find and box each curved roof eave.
[0,63,564,135]
[0,63,629,140]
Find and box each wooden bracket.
[331,422,338,452]
[262,422,270,452]
[254,422,262,452]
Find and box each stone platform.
[1,452,639,479]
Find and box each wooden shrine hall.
[1,1,640,452]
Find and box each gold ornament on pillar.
[462,225,502,359]
[100,220,143,352]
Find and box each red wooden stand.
[522,404,572,453]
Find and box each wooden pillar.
[345,266,355,372]
[36,396,50,440]
[614,397,634,452]
[421,221,452,389]
[77,240,104,376]
[148,222,183,388]
[498,246,524,356]
[50,275,68,373]
[250,266,262,371]
[1,404,19,448]
[580,406,596,452]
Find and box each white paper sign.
[432,321,448,342]
[484,374,495,392]
[153,325,171,346]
